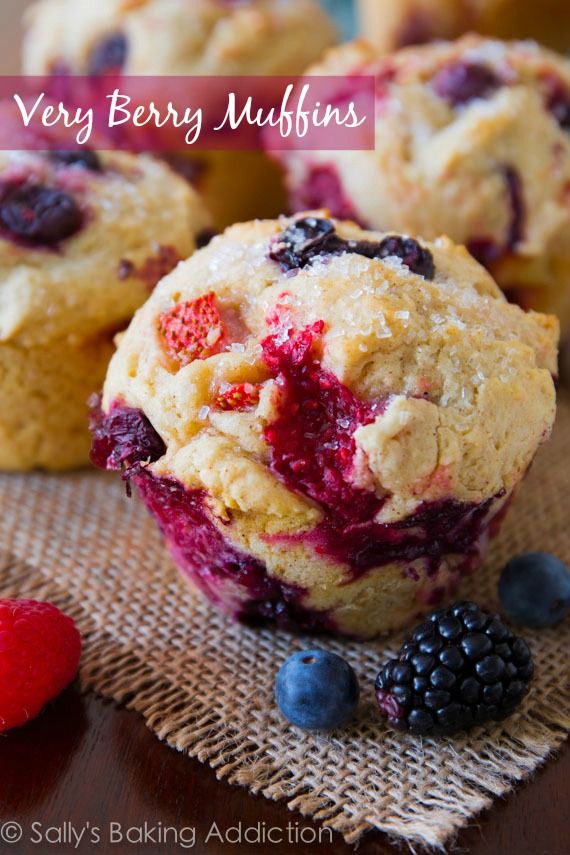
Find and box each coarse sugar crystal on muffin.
[358,0,570,55]
[275,36,570,336]
[91,213,558,638]
[22,0,338,229]
[0,148,209,470]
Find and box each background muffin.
[22,0,338,229]
[358,0,570,55]
[276,36,570,336]
[91,213,558,638]
[0,149,209,470]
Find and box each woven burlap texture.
[1,397,569,850]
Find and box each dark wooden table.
[0,685,568,854]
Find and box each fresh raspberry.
[159,292,226,365]
[215,382,261,411]
[0,599,81,733]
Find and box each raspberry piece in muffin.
[92,214,558,638]
[0,149,210,471]
[276,36,570,336]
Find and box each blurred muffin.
[358,0,570,55]
[23,0,338,229]
[91,213,557,638]
[0,149,209,470]
[276,36,570,335]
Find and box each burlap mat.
[1,398,569,851]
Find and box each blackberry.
[375,602,533,736]
[269,216,435,279]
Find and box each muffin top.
[0,149,209,347]
[101,213,558,527]
[23,0,337,76]
[279,35,570,265]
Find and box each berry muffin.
[275,36,570,336]
[90,213,558,638]
[0,149,209,471]
[358,0,570,55]
[22,0,338,229]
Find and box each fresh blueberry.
[275,649,359,730]
[499,552,570,628]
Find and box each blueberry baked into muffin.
[358,0,570,55]
[91,213,558,637]
[0,149,209,471]
[22,0,338,229]
[276,36,570,335]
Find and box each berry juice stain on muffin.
[261,319,383,519]
[431,61,501,105]
[48,150,103,172]
[89,397,332,630]
[258,307,500,579]
[88,32,128,75]
[92,213,558,637]
[504,166,525,250]
[544,75,570,132]
[134,474,331,631]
